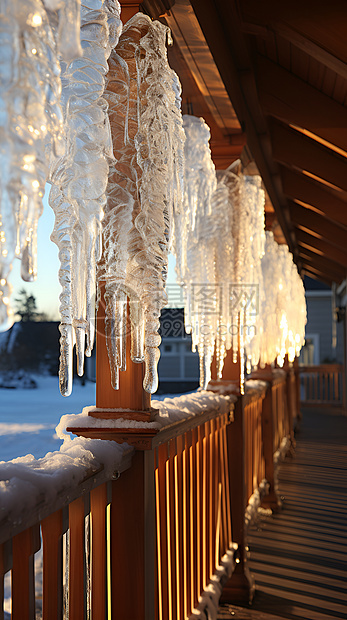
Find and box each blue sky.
[9,185,178,320]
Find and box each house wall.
[303,291,344,364]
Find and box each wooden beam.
[257,55,347,153]
[189,0,296,256]
[280,166,347,228]
[302,266,333,286]
[295,228,347,266]
[270,119,347,193]
[241,0,347,76]
[288,201,347,251]
[301,261,342,284]
[298,248,346,275]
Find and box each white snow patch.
[58,391,234,437]
[189,546,237,619]
[0,435,132,523]
[245,379,268,391]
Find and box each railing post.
[210,348,255,604]
[259,380,281,511]
[219,394,254,604]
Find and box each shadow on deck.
[218,408,347,620]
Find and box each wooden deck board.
[218,409,347,619]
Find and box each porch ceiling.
[142,0,347,286]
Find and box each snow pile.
[57,390,234,435]
[244,478,269,531]
[189,546,237,620]
[0,435,132,527]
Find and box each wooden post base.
[219,562,255,605]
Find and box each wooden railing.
[0,457,132,620]
[0,368,300,617]
[0,403,237,620]
[300,364,345,408]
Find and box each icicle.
[98,15,147,387]
[100,13,185,393]
[0,0,63,331]
[49,0,122,395]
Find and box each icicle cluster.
[172,123,266,391]
[173,116,217,389]
[98,13,185,393]
[49,0,122,396]
[254,231,306,368]
[0,0,64,331]
[275,243,306,366]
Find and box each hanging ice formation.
[49,0,122,396]
[253,231,306,368]
[98,13,185,393]
[275,243,306,366]
[172,115,217,389]
[0,0,64,332]
[257,231,281,367]
[172,122,266,392]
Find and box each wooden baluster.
[211,420,218,582]
[196,425,203,600]
[42,510,63,620]
[12,525,40,620]
[110,451,146,620]
[184,430,192,617]
[204,421,211,584]
[69,496,88,620]
[190,428,198,611]
[166,439,177,620]
[335,369,339,403]
[90,483,108,619]
[175,435,184,620]
[221,415,232,551]
[202,426,208,590]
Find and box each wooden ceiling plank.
[270,120,347,192]
[302,265,334,286]
[301,260,343,283]
[189,0,296,257]
[280,166,347,228]
[299,248,346,274]
[256,55,347,153]
[241,0,347,73]
[295,228,347,265]
[289,201,347,251]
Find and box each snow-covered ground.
[0,376,97,462]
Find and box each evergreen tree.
[14,288,47,321]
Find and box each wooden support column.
[120,0,140,23]
[209,348,254,604]
[283,356,296,454]
[220,393,255,605]
[293,357,302,431]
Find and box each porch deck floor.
[218,408,347,620]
